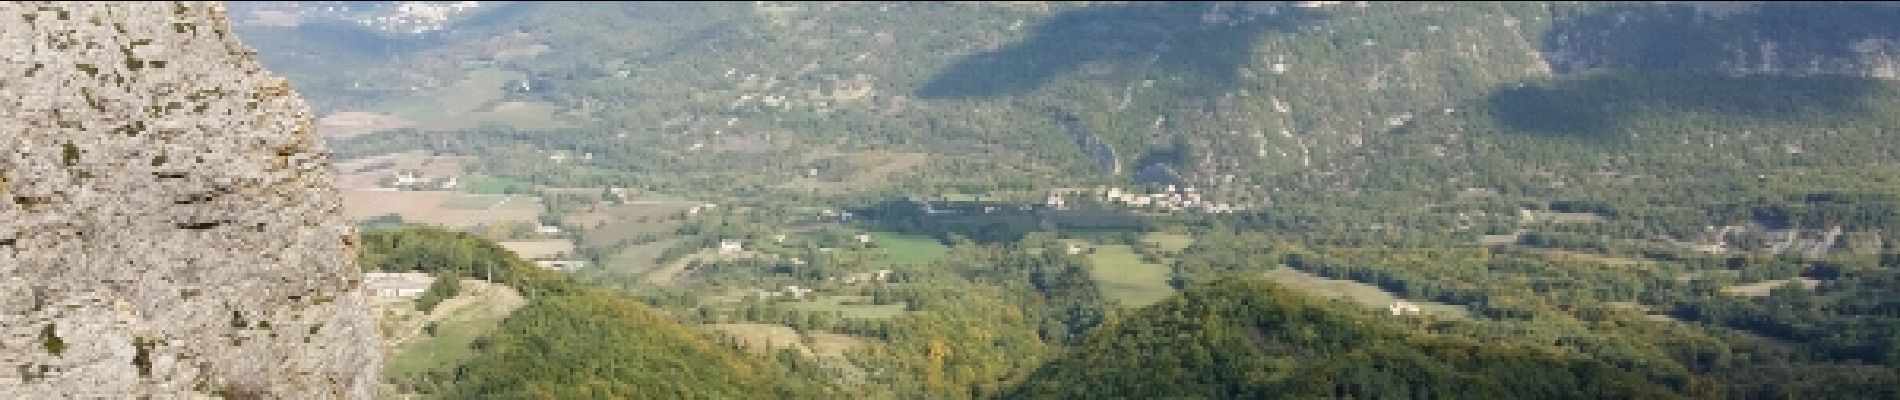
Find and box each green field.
[384,282,524,377]
[376,68,572,131]
[871,232,949,265]
[1141,232,1195,253]
[790,295,910,319]
[1078,243,1176,308]
[564,201,697,249]
[458,174,536,195]
[1262,268,1469,318]
[598,238,680,277]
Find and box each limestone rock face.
[0,2,379,398]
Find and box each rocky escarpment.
[0,2,378,398]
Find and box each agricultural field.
[789,295,910,320]
[374,67,574,131]
[703,323,871,360]
[331,151,468,190]
[1262,268,1469,318]
[780,151,930,194]
[340,190,543,229]
[497,240,576,260]
[456,174,537,195]
[1140,232,1195,254]
[701,323,871,380]
[595,239,682,280]
[868,232,948,266]
[1072,242,1175,308]
[1722,278,1823,297]
[562,201,699,248]
[1522,248,1658,268]
[316,111,414,139]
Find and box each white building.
[535,225,562,235]
[1388,301,1422,316]
[363,272,436,300]
[392,172,427,187]
[783,285,813,300]
[719,239,744,254]
[856,234,873,243]
[534,260,586,272]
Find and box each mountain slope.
[1002,277,1688,399]
[355,227,833,398]
[246,2,1900,205]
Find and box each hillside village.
[1046,185,1244,214]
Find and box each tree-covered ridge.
[1003,278,1685,399]
[357,227,832,398]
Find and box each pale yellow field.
[341,190,542,229]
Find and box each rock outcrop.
[0,2,379,398]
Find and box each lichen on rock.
[0,2,379,398]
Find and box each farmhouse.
[1388,301,1422,316]
[784,285,814,300]
[534,260,586,272]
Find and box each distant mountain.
[1002,278,1687,399]
[237,2,1900,205]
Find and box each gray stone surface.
[0,2,379,398]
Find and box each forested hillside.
[356,228,834,398]
[1004,278,1685,399]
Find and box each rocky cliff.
[0,2,379,398]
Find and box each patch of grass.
[1079,244,1175,308]
[1262,268,1469,318]
[601,238,680,278]
[437,194,509,210]
[789,295,909,319]
[1721,278,1821,297]
[1140,232,1194,253]
[704,323,806,354]
[384,282,522,377]
[564,202,695,248]
[869,232,948,266]
[374,68,574,131]
[467,101,571,129]
[39,324,64,356]
[458,175,535,195]
[702,323,871,377]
